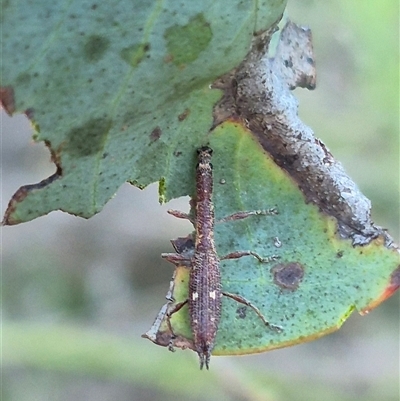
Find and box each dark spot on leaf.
[150,127,162,142]
[24,108,35,119]
[164,13,212,66]
[173,151,182,157]
[16,72,31,86]
[284,59,293,68]
[66,118,111,157]
[272,262,304,290]
[236,306,247,319]
[0,86,15,115]
[91,4,97,9]
[120,43,150,68]
[178,108,190,121]
[84,35,110,62]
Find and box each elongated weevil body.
[163,146,282,369]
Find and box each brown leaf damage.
[2,172,61,225]
[212,20,395,248]
[360,263,400,314]
[3,140,63,226]
[0,86,15,115]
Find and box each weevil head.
[196,146,213,172]
[196,146,213,156]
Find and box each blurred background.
[2,1,399,400]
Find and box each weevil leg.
[220,251,279,264]
[165,299,189,352]
[217,208,278,223]
[162,252,192,267]
[167,209,195,225]
[222,291,283,332]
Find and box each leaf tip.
[2,172,61,226]
[360,263,400,315]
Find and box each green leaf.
[144,122,400,356]
[1,0,287,224]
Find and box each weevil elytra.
[162,146,282,369]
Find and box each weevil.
[163,146,282,369]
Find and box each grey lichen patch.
[65,118,112,157]
[120,43,150,68]
[212,20,395,247]
[84,35,110,62]
[271,262,304,290]
[164,13,212,66]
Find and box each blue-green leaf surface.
[2,0,286,224]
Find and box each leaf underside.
[2,0,287,224]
